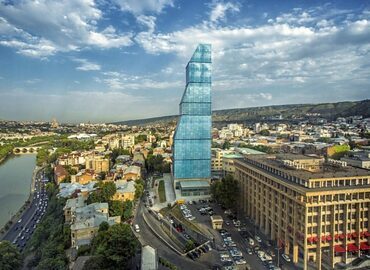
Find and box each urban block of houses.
[69,202,121,248]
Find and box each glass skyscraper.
[173,44,211,191]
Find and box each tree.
[259,129,270,136]
[122,200,133,222]
[90,223,138,269]
[109,201,123,217]
[185,240,195,252]
[99,222,110,232]
[222,140,231,149]
[88,182,117,204]
[134,179,144,200]
[211,175,239,211]
[135,134,147,144]
[0,241,22,270]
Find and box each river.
[0,154,36,228]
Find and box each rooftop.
[179,180,210,189]
[243,154,370,180]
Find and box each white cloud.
[113,0,174,15]
[0,0,133,58]
[209,1,240,23]
[137,15,156,32]
[100,71,181,90]
[73,58,101,71]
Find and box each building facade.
[173,44,212,194]
[234,154,370,270]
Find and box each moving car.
[134,224,140,233]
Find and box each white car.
[235,259,247,265]
[282,254,291,262]
[255,236,262,243]
[134,224,140,233]
[248,238,255,246]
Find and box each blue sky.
[0,0,369,123]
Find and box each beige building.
[85,155,110,173]
[211,149,233,172]
[235,154,370,270]
[112,180,136,201]
[211,215,224,230]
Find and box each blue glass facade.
[173,44,212,180]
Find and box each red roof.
[360,242,370,250]
[347,243,359,252]
[334,245,346,253]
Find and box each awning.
[313,236,318,242]
[347,233,352,239]
[339,234,345,240]
[334,245,346,253]
[352,232,357,238]
[335,234,340,240]
[347,243,359,252]
[321,236,326,242]
[360,242,370,250]
[326,235,332,241]
[365,231,370,237]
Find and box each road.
[1,169,49,252]
[133,199,218,270]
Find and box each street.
[1,169,49,252]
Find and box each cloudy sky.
[0,0,369,123]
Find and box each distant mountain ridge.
[114,99,370,126]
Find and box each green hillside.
[114,99,370,126]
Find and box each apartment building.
[234,154,370,270]
[85,155,110,173]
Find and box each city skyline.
[0,0,370,123]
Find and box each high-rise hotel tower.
[173,44,212,196]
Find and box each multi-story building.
[121,134,135,149]
[85,155,110,173]
[70,202,121,248]
[173,44,212,196]
[235,154,370,270]
[211,149,233,172]
[112,180,136,201]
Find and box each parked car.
[282,254,291,262]
[248,238,255,246]
[134,224,140,233]
[255,235,262,243]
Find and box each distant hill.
[114,99,370,126]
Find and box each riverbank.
[0,165,44,239]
